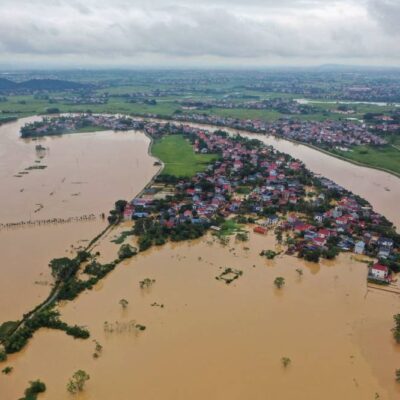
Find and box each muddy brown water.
[0,117,159,321]
[1,117,400,399]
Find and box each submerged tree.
[392,314,400,343]
[119,299,129,309]
[67,370,90,394]
[21,380,46,400]
[281,357,291,368]
[295,268,303,276]
[274,277,285,289]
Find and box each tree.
[21,380,46,399]
[392,314,400,343]
[118,244,137,260]
[2,366,12,374]
[281,357,291,368]
[295,268,303,276]
[115,200,128,214]
[67,370,90,394]
[396,368,400,383]
[0,348,7,362]
[274,277,285,289]
[119,299,129,309]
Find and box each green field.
[152,134,218,177]
[332,143,400,176]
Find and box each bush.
[118,244,137,259]
[20,380,46,400]
[274,277,285,289]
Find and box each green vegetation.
[3,308,89,354]
[332,143,400,176]
[111,229,135,244]
[274,277,285,289]
[152,134,218,177]
[2,366,13,374]
[216,268,243,285]
[392,314,400,343]
[67,370,90,394]
[93,340,103,359]
[119,299,129,309]
[134,217,207,251]
[217,220,245,237]
[19,380,46,400]
[281,357,291,368]
[0,348,7,362]
[139,278,156,289]
[0,321,19,342]
[260,250,279,259]
[117,244,137,260]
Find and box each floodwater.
[1,116,400,400]
[2,229,400,400]
[0,117,158,222]
[0,117,159,321]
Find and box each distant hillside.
[0,78,18,90]
[0,78,88,91]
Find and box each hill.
[0,78,88,91]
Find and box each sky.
[0,0,399,68]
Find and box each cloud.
[0,0,398,67]
[368,0,400,35]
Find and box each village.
[20,114,400,285]
[178,97,317,114]
[171,112,388,148]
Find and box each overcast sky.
[0,0,399,68]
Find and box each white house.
[369,264,389,281]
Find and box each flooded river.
[3,229,400,400]
[1,117,400,400]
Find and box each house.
[369,263,390,281]
[267,215,279,225]
[354,241,365,254]
[314,213,324,223]
[318,228,331,239]
[313,237,326,247]
[123,204,134,221]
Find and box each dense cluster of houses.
[20,115,144,137]
[47,94,109,105]
[242,81,400,103]
[172,113,388,148]
[178,98,316,114]
[134,121,397,282]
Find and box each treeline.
[134,217,208,252]
[3,308,89,354]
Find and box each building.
[354,241,365,255]
[369,263,390,281]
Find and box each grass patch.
[217,220,245,237]
[333,144,400,176]
[152,134,218,177]
[111,230,135,245]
